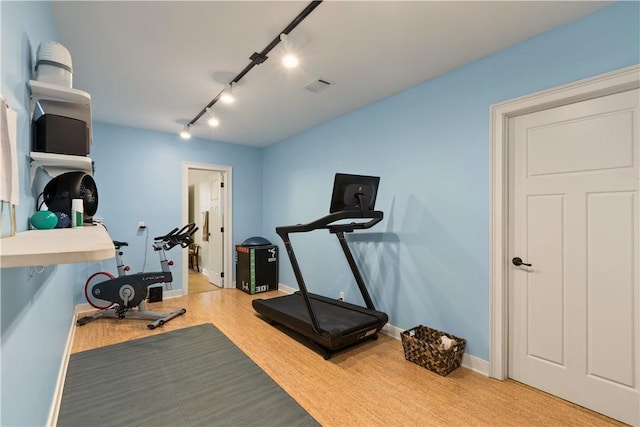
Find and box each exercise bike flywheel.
[84,272,116,309]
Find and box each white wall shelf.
[0,225,113,268]
[30,151,93,184]
[28,80,92,147]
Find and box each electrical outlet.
[138,221,145,229]
[339,291,345,301]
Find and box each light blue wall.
[0,2,78,426]
[262,1,640,361]
[0,1,264,421]
[83,122,263,303]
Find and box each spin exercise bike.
[77,223,197,329]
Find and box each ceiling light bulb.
[279,33,298,69]
[205,108,220,127]
[180,125,191,139]
[220,84,235,104]
[282,54,299,68]
[220,92,234,104]
[207,115,220,127]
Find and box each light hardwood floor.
[188,269,221,294]
[72,290,622,426]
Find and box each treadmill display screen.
[329,173,380,213]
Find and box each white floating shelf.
[28,80,91,105]
[0,225,113,269]
[30,152,93,184]
[28,80,92,147]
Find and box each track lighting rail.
[185,0,323,130]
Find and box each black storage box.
[236,244,278,294]
[33,114,89,156]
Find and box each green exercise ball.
[31,210,58,229]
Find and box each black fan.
[43,171,98,224]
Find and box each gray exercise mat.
[57,323,319,427]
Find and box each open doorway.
[182,162,233,295]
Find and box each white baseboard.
[461,353,489,376]
[164,289,183,299]
[47,308,79,427]
[275,285,489,375]
[381,322,404,339]
[277,282,296,294]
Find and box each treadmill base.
[253,292,388,359]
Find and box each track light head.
[220,93,234,104]
[180,125,192,139]
[220,84,235,104]
[282,54,299,68]
[280,33,299,68]
[206,109,220,127]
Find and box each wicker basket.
[401,325,466,376]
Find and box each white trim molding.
[47,310,79,427]
[276,282,297,295]
[489,65,640,380]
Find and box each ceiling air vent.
[304,78,333,93]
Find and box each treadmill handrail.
[276,210,383,235]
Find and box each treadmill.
[252,173,388,359]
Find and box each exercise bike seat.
[113,240,129,249]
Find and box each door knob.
[512,257,532,267]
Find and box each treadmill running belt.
[253,292,388,355]
[271,293,381,334]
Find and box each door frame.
[182,161,234,292]
[489,64,640,379]
[206,171,224,286]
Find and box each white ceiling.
[51,1,610,147]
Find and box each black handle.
[276,210,383,235]
[512,257,532,267]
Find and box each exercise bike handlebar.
[154,227,179,241]
[172,223,198,248]
[153,223,199,251]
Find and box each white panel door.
[509,89,639,425]
[208,172,224,287]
